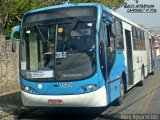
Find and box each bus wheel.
[115,76,126,106]
[137,77,144,86]
[150,67,155,75]
[137,66,144,86]
[150,71,154,75]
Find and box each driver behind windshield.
[43,43,55,68]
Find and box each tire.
[137,80,143,86]
[137,66,144,86]
[150,62,155,75]
[150,68,155,75]
[150,71,154,75]
[115,75,126,106]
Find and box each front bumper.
[21,85,107,107]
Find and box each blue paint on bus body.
[108,50,127,102]
[20,73,101,95]
[19,3,127,105]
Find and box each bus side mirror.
[11,26,20,52]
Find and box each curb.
[0,89,20,97]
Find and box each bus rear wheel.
[137,65,144,86]
[150,67,155,75]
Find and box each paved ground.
[0,59,160,120]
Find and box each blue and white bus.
[11,3,156,107]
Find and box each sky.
[116,0,160,30]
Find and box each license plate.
[48,99,63,105]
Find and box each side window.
[106,19,124,50]
[132,27,136,38]
[106,21,116,72]
[107,23,116,50]
[115,19,123,36]
[139,31,143,50]
[99,21,107,79]
[115,19,124,49]
[132,27,138,50]
[107,18,124,50]
[137,29,140,40]
[137,29,141,50]
[142,31,146,50]
[111,21,117,36]
[132,27,146,51]
[140,31,146,50]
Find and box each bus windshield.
[20,19,96,81]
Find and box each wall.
[0,36,19,95]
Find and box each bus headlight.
[21,86,34,93]
[25,86,29,91]
[82,84,98,93]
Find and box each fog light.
[88,85,93,90]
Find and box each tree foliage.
[0,0,53,37]
[0,0,126,38]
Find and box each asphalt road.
[0,60,160,120]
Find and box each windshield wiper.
[62,18,79,54]
[64,18,79,43]
[35,24,47,42]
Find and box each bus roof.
[24,3,100,16]
[23,3,153,36]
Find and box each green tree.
[0,0,126,39]
[0,0,53,38]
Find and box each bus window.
[141,31,146,50]
[115,19,124,50]
[115,19,123,36]
[99,21,107,79]
[111,21,117,36]
[115,36,124,49]
[132,27,139,51]
[107,23,116,50]
[132,27,136,38]
[106,23,116,72]
[29,30,38,70]
[137,29,141,40]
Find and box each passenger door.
[122,22,134,86]
[99,20,108,81]
[105,20,121,103]
[124,29,134,85]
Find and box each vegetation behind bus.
[0,0,126,39]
